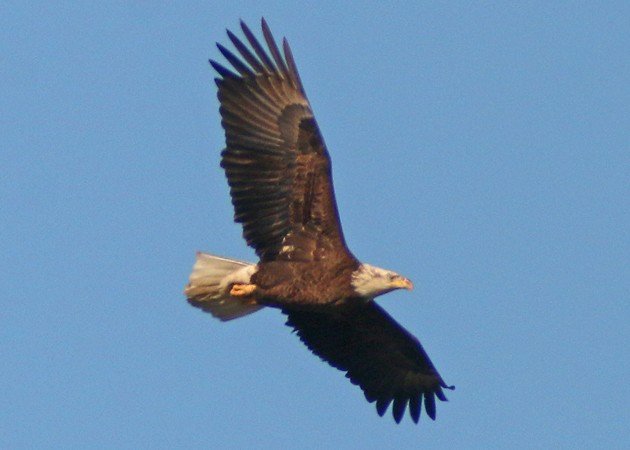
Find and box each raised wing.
[211,19,353,263]
[284,301,454,424]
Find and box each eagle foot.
[230,283,257,297]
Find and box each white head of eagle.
[351,264,414,298]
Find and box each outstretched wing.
[284,301,454,424]
[211,19,353,263]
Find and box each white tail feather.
[184,252,262,321]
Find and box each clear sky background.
[2,2,629,449]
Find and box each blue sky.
[2,1,629,448]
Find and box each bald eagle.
[185,19,453,424]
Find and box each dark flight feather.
[212,18,352,263]
[217,43,255,77]
[283,301,453,423]
[227,29,265,73]
[240,20,276,73]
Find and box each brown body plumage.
[185,18,453,424]
[253,259,359,307]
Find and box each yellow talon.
[230,284,257,297]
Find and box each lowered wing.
[284,301,454,424]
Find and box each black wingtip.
[240,18,251,34]
[409,396,421,424]
[209,59,237,79]
[226,28,238,42]
[216,42,253,77]
[424,392,437,421]
[216,42,232,62]
[376,398,391,417]
[240,18,276,72]
[392,397,407,424]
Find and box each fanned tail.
[184,252,262,321]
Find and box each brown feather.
[213,18,354,264]
[283,301,453,423]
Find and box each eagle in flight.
[185,18,453,424]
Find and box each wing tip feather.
[424,392,437,421]
[375,398,391,417]
[209,59,238,79]
[392,397,408,424]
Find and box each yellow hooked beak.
[392,277,414,291]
